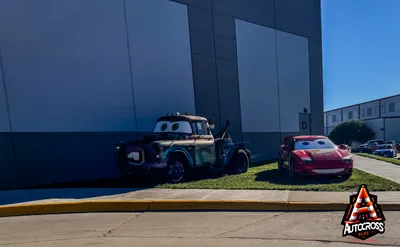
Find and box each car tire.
[225,149,249,175]
[288,160,296,178]
[342,173,352,180]
[166,159,186,184]
[278,156,284,172]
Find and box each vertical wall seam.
[0,45,12,132]
[307,40,313,135]
[122,0,138,132]
[210,0,223,130]
[272,0,282,140]
[186,8,198,116]
[0,45,21,188]
[232,20,244,142]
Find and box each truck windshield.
[153,121,193,134]
[294,139,336,150]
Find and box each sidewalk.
[353,154,400,183]
[1,188,400,217]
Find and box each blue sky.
[322,0,400,111]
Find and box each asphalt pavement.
[352,154,400,183]
[1,211,399,247]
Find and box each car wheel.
[289,160,296,178]
[166,159,185,183]
[341,173,352,180]
[225,149,249,174]
[278,156,284,172]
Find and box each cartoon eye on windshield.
[317,141,325,145]
[302,142,309,145]
[161,123,168,131]
[171,123,179,131]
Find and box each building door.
[299,113,311,135]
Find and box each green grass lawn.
[357,153,400,166]
[157,162,400,191]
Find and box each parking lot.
[1,211,399,247]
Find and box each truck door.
[194,121,216,166]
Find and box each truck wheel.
[225,149,249,174]
[166,159,186,183]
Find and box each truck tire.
[166,158,186,184]
[225,149,249,175]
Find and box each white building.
[324,94,400,142]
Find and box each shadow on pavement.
[0,187,149,206]
[254,168,349,185]
[0,160,277,206]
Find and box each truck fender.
[165,149,194,168]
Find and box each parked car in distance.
[351,144,369,153]
[385,140,400,153]
[368,139,385,152]
[113,113,251,183]
[373,144,398,158]
[277,135,353,178]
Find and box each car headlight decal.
[301,157,313,164]
[342,155,352,163]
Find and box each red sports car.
[278,135,353,178]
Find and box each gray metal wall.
[0,0,323,189]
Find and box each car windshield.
[153,120,193,134]
[377,145,392,149]
[294,138,336,150]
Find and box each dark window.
[348,111,353,120]
[389,102,395,112]
[332,114,336,122]
[367,107,372,116]
[287,138,295,150]
[191,122,197,134]
[196,121,209,136]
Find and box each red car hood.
[293,148,348,161]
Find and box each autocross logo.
[341,184,386,240]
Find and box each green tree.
[328,119,375,145]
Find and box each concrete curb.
[1,200,400,217]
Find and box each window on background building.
[348,111,353,120]
[361,109,365,117]
[332,114,336,122]
[374,105,379,116]
[389,102,395,112]
[367,107,372,117]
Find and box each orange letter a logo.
[341,184,386,240]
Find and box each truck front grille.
[127,150,145,164]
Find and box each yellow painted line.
[149,200,288,211]
[288,202,348,211]
[0,200,151,217]
[0,200,399,217]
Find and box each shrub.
[328,119,375,145]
